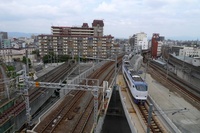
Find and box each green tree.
[22,56,31,67]
[42,55,49,64]
[6,65,17,78]
[74,55,79,61]
[58,55,70,62]
[32,50,40,57]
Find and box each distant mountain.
[8,32,39,38]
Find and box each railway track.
[76,61,117,133]
[37,91,85,133]
[121,69,166,133]
[34,56,123,133]
[0,64,8,100]
[149,61,200,109]
[138,102,165,133]
[119,69,167,133]
[0,72,4,99]
[82,62,117,133]
[0,62,76,127]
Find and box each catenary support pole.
[147,104,153,133]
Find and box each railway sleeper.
[152,125,158,128]
[154,128,161,131]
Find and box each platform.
[140,67,200,133]
[117,74,145,133]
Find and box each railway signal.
[35,82,40,87]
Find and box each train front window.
[135,85,147,91]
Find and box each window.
[135,85,147,91]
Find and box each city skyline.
[0,0,199,40]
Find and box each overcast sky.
[0,0,199,40]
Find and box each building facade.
[129,32,148,51]
[38,20,119,59]
[0,32,8,40]
[151,33,165,58]
[124,43,131,53]
[0,47,36,62]
[0,32,9,48]
[179,47,200,57]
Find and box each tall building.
[0,32,10,48]
[0,34,3,48]
[92,20,104,37]
[129,32,148,51]
[0,32,8,39]
[151,33,165,58]
[2,39,11,48]
[38,20,117,58]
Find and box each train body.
[122,56,148,103]
[151,59,167,69]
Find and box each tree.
[42,55,49,64]
[32,50,40,57]
[58,55,70,62]
[22,56,31,67]
[74,55,79,61]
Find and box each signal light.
[35,82,40,87]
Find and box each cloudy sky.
[0,0,199,40]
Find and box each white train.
[122,56,148,103]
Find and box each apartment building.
[179,47,200,57]
[0,32,10,48]
[0,47,36,62]
[151,33,165,58]
[38,20,118,58]
[0,32,8,40]
[129,32,148,51]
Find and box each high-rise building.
[0,32,8,39]
[129,32,148,51]
[38,20,118,58]
[0,32,10,48]
[151,33,165,58]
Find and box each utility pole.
[144,62,147,81]
[147,104,153,133]
[23,65,31,129]
[78,38,81,76]
[166,55,169,79]
[51,55,52,66]
[79,44,80,75]
[26,50,29,74]
[57,54,58,65]
[144,59,148,81]
[54,54,55,66]
[182,52,186,79]
[114,54,117,85]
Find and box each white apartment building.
[157,41,163,57]
[132,32,148,50]
[179,47,200,57]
